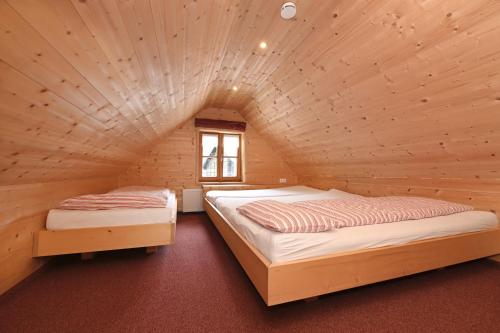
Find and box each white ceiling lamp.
[281,2,296,20]
[232,86,238,91]
[259,41,268,49]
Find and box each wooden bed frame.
[33,193,178,258]
[204,198,500,306]
[33,222,176,258]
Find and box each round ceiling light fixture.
[259,41,268,49]
[281,2,296,20]
[232,86,238,91]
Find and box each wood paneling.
[119,108,297,209]
[0,0,303,184]
[241,1,500,182]
[0,0,146,184]
[300,176,500,218]
[235,0,500,211]
[0,177,116,294]
[2,0,499,211]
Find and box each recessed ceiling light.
[259,41,268,49]
[232,86,238,91]
[281,2,296,20]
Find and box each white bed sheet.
[46,192,177,230]
[206,185,326,205]
[208,187,498,263]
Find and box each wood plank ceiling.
[1,0,499,186]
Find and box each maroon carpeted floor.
[0,213,499,333]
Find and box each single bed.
[33,188,177,257]
[204,186,500,305]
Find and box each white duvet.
[207,186,498,263]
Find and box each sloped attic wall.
[240,1,500,214]
[2,2,499,195]
[119,108,297,209]
[0,0,329,183]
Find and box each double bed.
[204,186,500,306]
[33,188,177,257]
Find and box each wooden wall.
[0,0,302,184]
[238,1,500,214]
[301,176,500,217]
[119,108,297,209]
[0,177,117,295]
[3,0,498,215]
[0,0,156,184]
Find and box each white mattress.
[207,186,499,263]
[47,192,177,230]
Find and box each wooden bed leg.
[488,254,500,263]
[303,296,319,303]
[145,246,158,254]
[81,252,95,260]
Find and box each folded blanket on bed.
[58,192,168,210]
[237,196,473,232]
[236,200,336,233]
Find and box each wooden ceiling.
[1,0,499,185]
[240,0,500,183]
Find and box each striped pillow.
[58,192,167,210]
[236,200,335,233]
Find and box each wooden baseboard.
[145,246,158,254]
[303,296,319,302]
[488,254,500,263]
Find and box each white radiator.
[182,188,205,212]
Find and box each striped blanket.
[237,196,473,233]
[236,200,336,233]
[58,191,168,210]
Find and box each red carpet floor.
[0,213,499,333]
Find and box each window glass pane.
[223,134,239,157]
[223,157,238,177]
[202,134,218,156]
[202,157,218,178]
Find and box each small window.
[199,131,242,182]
